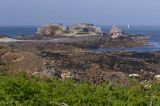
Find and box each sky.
[0,0,160,26]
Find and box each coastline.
[0,33,157,82]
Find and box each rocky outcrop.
[1,52,44,73]
[42,65,55,76]
[60,70,74,80]
[70,23,102,35]
[100,36,148,48]
[103,71,126,81]
[32,64,57,78]
[37,23,102,37]
[110,25,124,38]
[37,24,66,36]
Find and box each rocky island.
[14,23,148,48]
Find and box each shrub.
[0,72,159,105]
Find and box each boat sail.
[127,24,130,29]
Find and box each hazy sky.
[0,0,160,26]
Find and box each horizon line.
[1,25,160,27]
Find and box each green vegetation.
[0,72,160,106]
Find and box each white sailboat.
[127,24,130,29]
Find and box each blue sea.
[0,26,37,37]
[101,26,160,52]
[0,26,160,52]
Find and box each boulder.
[1,52,44,73]
[42,63,56,77]
[155,75,160,80]
[103,71,126,81]
[60,70,74,80]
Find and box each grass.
[0,72,160,106]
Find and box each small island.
[9,23,148,49]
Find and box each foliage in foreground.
[0,73,160,106]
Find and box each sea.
[0,26,160,52]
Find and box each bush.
[0,72,159,105]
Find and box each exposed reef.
[0,38,156,83]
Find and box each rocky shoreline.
[0,34,157,83]
[0,24,155,83]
